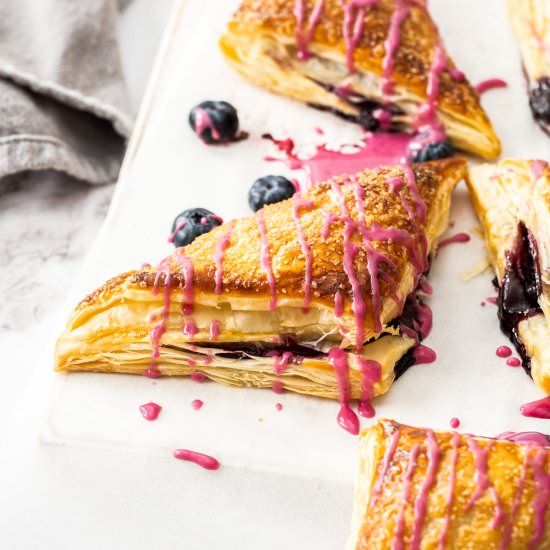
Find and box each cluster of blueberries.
[172,100,297,247]
[171,99,453,248]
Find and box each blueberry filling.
[393,349,416,380]
[169,290,428,381]
[173,334,416,376]
[192,337,323,360]
[394,293,426,334]
[498,222,542,374]
[529,77,550,131]
[389,293,430,379]
[308,102,381,132]
[411,139,454,163]
[308,80,454,162]
[308,80,404,132]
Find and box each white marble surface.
[0,0,175,427]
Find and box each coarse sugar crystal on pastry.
[507,0,550,136]
[220,0,501,159]
[348,418,550,549]
[467,159,550,394]
[55,158,467,433]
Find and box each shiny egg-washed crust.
[220,0,501,159]
[68,158,466,340]
[468,159,550,393]
[348,419,550,549]
[507,0,550,82]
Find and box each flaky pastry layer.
[55,160,466,399]
[507,0,550,82]
[220,0,501,158]
[348,419,550,549]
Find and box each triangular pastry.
[55,159,466,420]
[468,159,550,392]
[220,0,501,159]
[348,419,550,549]
[507,0,550,135]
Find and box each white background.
[1,0,550,548]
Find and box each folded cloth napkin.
[0,0,133,185]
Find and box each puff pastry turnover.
[507,0,550,135]
[220,0,501,159]
[468,159,550,393]
[55,159,466,417]
[348,419,550,549]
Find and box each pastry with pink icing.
[220,0,501,159]
[55,159,465,427]
[507,0,550,136]
[468,159,550,394]
[348,418,550,549]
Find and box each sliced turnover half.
[220,0,501,159]
[507,0,550,135]
[55,159,466,433]
[468,159,550,393]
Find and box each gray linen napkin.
[0,0,133,185]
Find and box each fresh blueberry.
[411,139,454,163]
[530,78,550,123]
[358,109,380,132]
[248,176,296,212]
[171,208,222,247]
[189,100,239,144]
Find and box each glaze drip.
[530,447,550,548]
[520,396,550,420]
[214,220,234,295]
[175,251,195,315]
[331,180,368,347]
[294,0,325,60]
[370,428,401,506]
[341,0,378,72]
[173,449,220,470]
[410,430,441,550]
[475,78,508,95]
[498,447,529,550]
[466,437,504,528]
[292,195,315,311]
[438,431,460,549]
[193,108,220,143]
[268,351,294,376]
[257,209,277,310]
[498,431,550,447]
[328,348,360,435]
[357,357,381,418]
[382,0,410,97]
[148,257,172,378]
[531,159,547,182]
[437,232,470,251]
[139,402,162,421]
[392,443,420,550]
